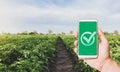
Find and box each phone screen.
[78,20,98,58]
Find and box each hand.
[74,28,111,71]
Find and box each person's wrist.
[100,58,113,72]
[94,58,111,71]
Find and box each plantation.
[0,34,57,72]
[0,33,120,72]
[61,34,120,72]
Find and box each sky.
[0,0,120,34]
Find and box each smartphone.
[78,19,98,58]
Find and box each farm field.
[1,0,120,72]
[0,33,120,72]
[61,34,120,72]
[0,34,57,72]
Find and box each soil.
[50,37,76,72]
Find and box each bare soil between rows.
[50,37,76,72]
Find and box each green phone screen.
[78,20,98,58]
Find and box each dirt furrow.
[50,37,75,72]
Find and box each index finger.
[75,29,78,39]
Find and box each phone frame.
[78,19,98,58]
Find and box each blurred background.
[0,0,120,34]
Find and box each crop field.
[0,33,120,72]
[61,34,120,72]
[0,34,57,72]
